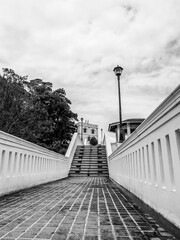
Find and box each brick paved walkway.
[0,177,177,240]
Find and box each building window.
[92,129,95,134]
[84,128,87,133]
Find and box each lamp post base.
[116,127,125,143]
[119,129,125,143]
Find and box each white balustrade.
[107,85,180,228]
[0,130,69,196]
[65,132,83,170]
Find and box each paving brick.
[84,236,98,240]
[3,227,27,238]
[0,177,178,240]
[36,226,56,239]
[69,233,84,239]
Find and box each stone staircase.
[69,145,109,177]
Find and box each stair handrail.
[65,132,83,171]
[88,145,92,176]
[103,132,113,157]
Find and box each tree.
[0,68,29,135]
[23,79,78,153]
[0,69,78,154]
[90,137,98,146]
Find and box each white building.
[77,118,98,145]
[108,118,144,142]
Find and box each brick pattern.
[0,177,177,240]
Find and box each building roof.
[108,118,145,132]
[77,122,98,128]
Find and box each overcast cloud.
[0,0,180,132]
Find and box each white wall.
[107,85,180,228]
[0,130,69,196]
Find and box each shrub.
[90,136,98,146]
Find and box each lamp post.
[113,65,123,143]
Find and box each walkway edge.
[109,177,180,240]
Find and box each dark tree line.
[0,68,78,154]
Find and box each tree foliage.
[0,68,28,134]
[0,68,78,154]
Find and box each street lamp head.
[113,65,123,77]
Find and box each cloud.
[0,0,180,131]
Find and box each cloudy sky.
[0,0,180,132]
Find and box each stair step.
[69,174,109,177]
[72,161,107,163]
[71,166,108,169]
[70,172,108,174]
[68,145,109,177]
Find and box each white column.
[101,128,103,144]
[127,122,131,137]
